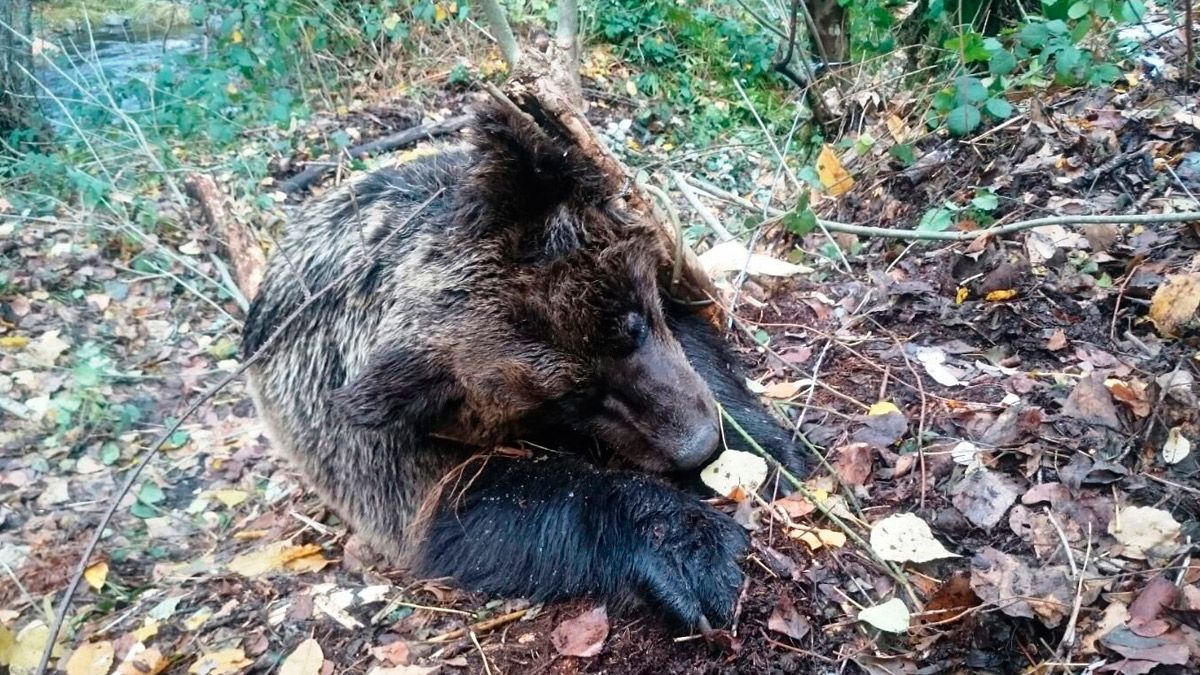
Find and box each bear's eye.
[622,311,649,348]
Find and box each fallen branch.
[186,174,265,303]
[35,191,446,675]
[683,175,1200,241]
[426,608,530,643]
[279,115,471,194]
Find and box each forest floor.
[3,22,1200,675]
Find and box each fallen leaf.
[870,513,959,563]
[279,638,323,675]
[228,542,324,577]
[789,527,847,550]
[698,240,813,278]
[1162,427,1191,465]
[1063,373,1122,429]
[8,621,55,675]
[951,468,1022,529]
[868,401,901,415]
[701,449,767,501]
[131,619,159,642]
[550,606,608,658]
[370,640,411,666]
[985,289,1018,302]
[84,561,109,590]
[833,443,873,486]
[27,330,70,367]
[1045,328,1068,351]
[1109,506,1182,559]
[762,380,810,399]
[188,648,252,674]
[115,645,168,675]
[916,347,963,386]
[1148,272,1200,337]
[0,336,29,349]
[916,572,980,627]
[1081,601,1130,654]
[970,547,1100,628]
[816,144,854,196]
[767,593,810,640]
[64,641,114,675]
[858,598,910,633]
[1105,378,1150,417]
[1100,625,1190,665]
[213,489,249,508]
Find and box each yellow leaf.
[279,638,324,675]
[188,648,252,675]
[868,401,901,416]
[955,287,969,304]
[1148,273,1200,337]
[762,380,805,399]
[228,542,323,577]
[213,489,249,508]
[625,79,638,97]
[184,607,214,631]
[0,624,12,667]
[985,289,1018,302]
[84,561,109,590]
[790,527,847,550]
[231,30,243,44]
[285,553,331,574]
[132,619,159,642]
[816,144,854,197]
[885,114,908,142]
[9,621,56,673]
[434,3,448,21]
[0,336,29,349]
[65,641,114,675]
[116,645,168,675]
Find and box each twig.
[683,176,1200,240]
[671,171,734,241]
[35,190,446,675]
[469,631,494,675]
[426,608,530,643]
[280,115,470,194]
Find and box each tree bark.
[0,0,35,138]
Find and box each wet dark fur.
[242,105,808,630]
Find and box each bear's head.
[335,104,721,472]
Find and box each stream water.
[36,25,201,106]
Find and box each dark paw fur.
[625,487,750,630]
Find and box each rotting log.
[186,174,267,301]
[501,43,724,323]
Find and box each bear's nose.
[672,421,721,470]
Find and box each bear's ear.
[463,103,607,247]
[332,346,457,429]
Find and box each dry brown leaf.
[767,593,810,640]
[1109,506,1182,559]
[279,638,323,675]
[550,606,609,658]
[1105,378,1151,417]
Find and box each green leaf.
[754,329,771,346]
[971,191,999,211]
[783,209,817,237]
[1019,23,1049,48]
[1119,0,1146,22]
[130,503,157,519]
[989,50,1017,75]
[1047,19,1069,34]
[138,482,166,505]
[946,105,982,136]
[984,97,1014,119]
[890,144,915,166]
[917,207,956,232]
[954,76,988,104]
[1068,1,1090,19]
[100,442,121,466]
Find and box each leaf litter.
[3,14,1200,675]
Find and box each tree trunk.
[805,0,847,65]
[0,0,36,139]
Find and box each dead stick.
[35,190,446,675]
[426,608,530,643]
[280,116,470,194]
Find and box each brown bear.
[242,104,806,630]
